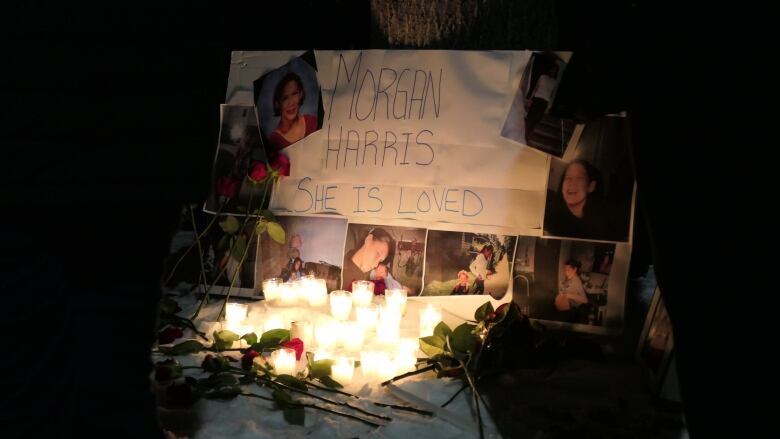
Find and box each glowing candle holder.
[352,280,375,307]
[419,303,443,338]
[376,315,401,346]
[355,304,379,331]
[314,349,333,361]
[342,322,365,352]
[329,290,353,321]
[379,303,402,323]
[385,288,407,315]
[315,319,338,349]
[271,348,297,376]
[263,314,286,333]
[262,278,282,302]
[360,350,381,380]
[396,338,418,373]
[307,278,328,307]
[290,320,313,350]
[225,302,249,324]
[375,353,397,382]
[278,282,298,306]
[331,357,355,385]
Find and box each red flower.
[371,279,386,295]
[270,153,290,176]
[158,326,184,345]
[155,359,182,381]
[241,350,260,370]
[215,175,240,199]
[282,338,304,361]
[248,161,268,182]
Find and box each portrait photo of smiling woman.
[543,115,634,242]
[253,51,323,152]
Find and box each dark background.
[2,1,760,437]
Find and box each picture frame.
[636,286,675,395]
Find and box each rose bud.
[281,338,304,361]
[270,153,290,176]
[154,359,182,382]
[158,326,184,345]
[201,354,228,373]
[215,175,240,199]
[241,350,260,370]
[248,161,268,182]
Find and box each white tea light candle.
[225,302,248,324]
[331,357,355,385]
[271,348,297,376]
[307,278,328,307]
[355,304,379,331]
[342,322,365,352]
[262,278,282,302]
[419,303,443,338]
[352,280,375,307]
[385,288,407,315]
[329,290,353,321]
[290,320,313,350]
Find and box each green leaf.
[240,332,258,346]
[419,335,447,357]
[198,372,240,390]
[266,221,286,244]
[204,386,241,400]
[275,374,308,391]
[308,359,334,379]
[212,330,239,351]
[219,215,240,234]
[450,323,478,354]
[255,221,267,236]
[272,388,294,407]
[433,321,452,339]
[158,340,204,355]
[230,236,248,260]
[238,374,255,385]
[318,375,343,389]
[474,301,494,322]
[261,209,277,222]
[283,407,305,426]
[252,329,290,350]
[217,234,231,251]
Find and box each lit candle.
[385,288,407,315]
[342,322,365,352]
[396,339,418,373]
[331,357,355,385]
[360,350,380,380]
[355,304,379,331]
[351,280,375,307]
[290,320,313,350]
[376,314,401,346]
[419,303,443,338]
[315,319,338,349]
[263,314,286,333]
[329,290,353,321]
[262,278,282,303]
[379,303,402,323]
[271,348,297,376]
[307,278,328,307]
[225,302,248,325]
[314,349,333,361]
[375,353,397,382]
[278,282,298,306]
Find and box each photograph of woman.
[342,224,425,295]
[543,115,635,242]
[422,231,516,299]
[253,51,323,152]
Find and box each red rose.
[248,161,268,182]
[281,338,304,361]
[215,175,239,199]
[270,153,290,176]
[201,354,230,373]
[155,359,182,381]
[241,350,260,370]
[371,279,386,295]
[158,326,184,345]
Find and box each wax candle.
[342,322,365,352]
[331,357,355,385]
[271,348,297,376]
[307,278,328,307]
[375,353,397,382]
[263,314,286,333]
[385,288,407,315]
[355,304,379,331]
[352,280,375,307]
[225,302,249,325]
[262,278,282,302]
[314,349,333,361]
[379,303,402,323]
[419,303,443,338]
[329,290,353,321]
[376,315,401,346]
[278,282,298,306]
[315,319,338,349]
[360,350,381,380]
[290,320,313,350]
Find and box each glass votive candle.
[278,282,298,306]
[376,316,401,345]
[271,348,297,376]
[385,289,407,315]
[307,278,328,307]
[395,351,417,374]
[342,322,365,352]
[355,304,379,331]
[290,320,313,350]
[329,290,353,321]
[314,348,333,361]
[352,280,375,307]
[263,314,286,333]
[375,353,397,382]
[360,350,381,380]
[419,303,443,338]
[225,302,249,324]
[262,278,282,302]
[315,319,339,349]
[379,303,402,323]
[331,357,355,385]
